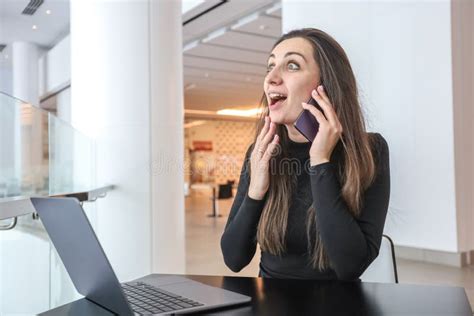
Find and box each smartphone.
[293,96,324,142]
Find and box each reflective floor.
[185,190,474,313]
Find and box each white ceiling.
[0,0,282,113]
[183,0,282,112]
[0,0,70,48]
[0,0,69,70]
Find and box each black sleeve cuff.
[309,162,335,176]
[241,194,266,215]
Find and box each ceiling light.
[266,2,282,16]
[185,109,216,116]
[184,120,207,129]
[184,109,261,119]
[217,108,263,117]
[183,40,199,52]
[231,12,260,31]
[46,9,51,15]
[259,24,267,30]
[32,25,38,30]
[204,73,209,78]
[245,77,252,82]
[202,26,227,43]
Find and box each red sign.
[193,141,213,151]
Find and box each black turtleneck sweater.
[220,133,390,281]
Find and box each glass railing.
[0,91,107,315]
[0,91,96,202]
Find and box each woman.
[220,28,390,281]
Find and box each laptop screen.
[31,197,133,315]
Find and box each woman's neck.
[285,124,310,143]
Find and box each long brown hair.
[254,28,376,270]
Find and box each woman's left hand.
[302,85,343,167]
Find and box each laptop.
[31,197,251,315]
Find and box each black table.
[40,274,473,315]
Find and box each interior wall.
[38,35,70,97]
[185,120,256,185]
[282,0,459,252]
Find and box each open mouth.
[268,93,288,107]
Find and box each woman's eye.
[266,65,274,73]
[288,62,300,70]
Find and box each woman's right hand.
[248,116,279,200]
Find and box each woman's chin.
[269,112,284,124]
[269,111,295,125]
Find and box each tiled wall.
[184,120,256,185]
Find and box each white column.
[149,0,185,274]
[452,0,474,254]
[12,42,39,105]
[70,0,185,280]
[12,42,42,188]
[282,1,459,253]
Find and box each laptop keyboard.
[122,282,204,315]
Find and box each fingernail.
[318,85,324,91]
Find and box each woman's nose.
[266,67,283,86]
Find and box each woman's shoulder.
[367,132,389,169]
[368,132,388,149]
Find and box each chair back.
[360,235,398,283]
